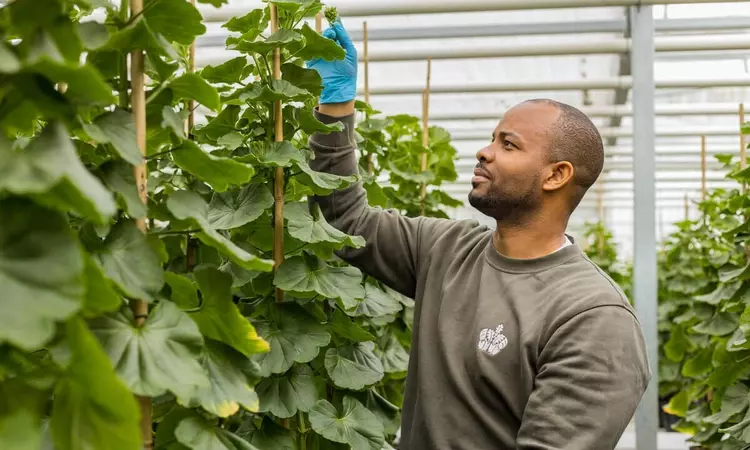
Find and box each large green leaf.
[88,301,209,400]
[0,123,116,223]
[245,417,297,450]
[237,141,306,167]
[82,109,142,166]
[201,57,250,84]
[172,141,255,192]
[234,79,312,103]
[705,384,750,424]
[721,409,750,443]
[293,23,346,61]
[329,308,376,342]
[190,340,261,418]
[281,63,323,97]
[325,342,385,390]
[100,161,147,219]
[222,9,268,34]
[681,346,713,378]
[297,108,344,135]
[693,312,739,337]
[170,73,221,111]
[274,255,365,307]
[208,184,274,230]
[176,416,259,450]
[309,397,385,450]
[0,197,83,351]
[295,159,358,195]
[95,220,164,301]
[252,303,330,377]
[255,364,319,418]
[166,190,274,271]
[230,29,302,55]
[81,252,122,318]
[379,334,409,374]
[191,267,270,356]
[349,282,403,318]
[143,0,206,45]
[51,318,141,450]
[285,202,365,248]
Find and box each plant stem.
[118,0,128,108]
[298,411,307,450]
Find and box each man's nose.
[476,145,494,163]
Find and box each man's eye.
[504,140,514,148]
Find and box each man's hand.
[306,19,357,115]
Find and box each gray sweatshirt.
[308,109,651,450]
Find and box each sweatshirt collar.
[484,233,583,273]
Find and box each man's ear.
[542,161,574,192]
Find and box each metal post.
[630,4,658,450]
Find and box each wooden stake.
[185,0,197,272]
[701,135,707,201]
[271,4,285,304]
[364,21,374,176]
[741,103,746,193]
[129,0,152,446]
[419,58,431,216]
[315,11,322,32]
[684,193,689,221]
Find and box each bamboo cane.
[185,0,197,272]
[701,135,707,202]
[129,0,152,446]
[271,4,285,304]
[684,193,689,221]
[316,11,322,32]
[741,103,746,194]
[364,21,374,176]
[419,58,431,216]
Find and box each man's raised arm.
[305,21,454,299]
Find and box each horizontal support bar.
[200,0,748,21]
[361,76,750,96]
[449,126,742,139]
[196,34,750,67]
[426,103,746,120]
[453,159,728,171]
[195,16,750,47]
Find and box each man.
[306,19,651,450]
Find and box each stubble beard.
[468,181,541,226]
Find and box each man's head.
[468,99,604,225]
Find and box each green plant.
[581,221,633,302]
[656,150,750,449]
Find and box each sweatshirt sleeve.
[515,305,651,450]
[306,107,455,299]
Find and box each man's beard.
[468,181,540,225]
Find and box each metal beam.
[200,0,748,21]
[630,4,658,449]
[449,126,742,140]
[197,34,750,66]
[195,16,750,47]
[358,76,750,96]
[424,103,746,120]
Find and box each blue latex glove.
[306,20,357,104]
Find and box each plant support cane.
[186,0,198,272]
[364,21,374,175]
[271,4,285,304]
[420,58,431,216]
[741,103,746,194]
[129,0,152,446]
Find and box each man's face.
[468,101,561,223]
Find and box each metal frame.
[200,0,748,21]
[448,126,743,139]
[194,15,750,47]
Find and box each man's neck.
[492,220,568,260]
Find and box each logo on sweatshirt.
[477,324,508,356]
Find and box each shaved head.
[522,98,604,209]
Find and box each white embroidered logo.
[477,324,508,356]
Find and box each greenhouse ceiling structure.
[194,1,749,449]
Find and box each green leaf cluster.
[581,221,633,302]
[656,154,750,449]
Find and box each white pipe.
[428,103,747,120]
[362,76,750,96]
[196,34,750,67]
[450,126,742,140]
[200,0,747,22]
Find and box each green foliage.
[323,6,338,25]
[656,154,750,449]
[581,221,633,302]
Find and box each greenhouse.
[2,0,750,449]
